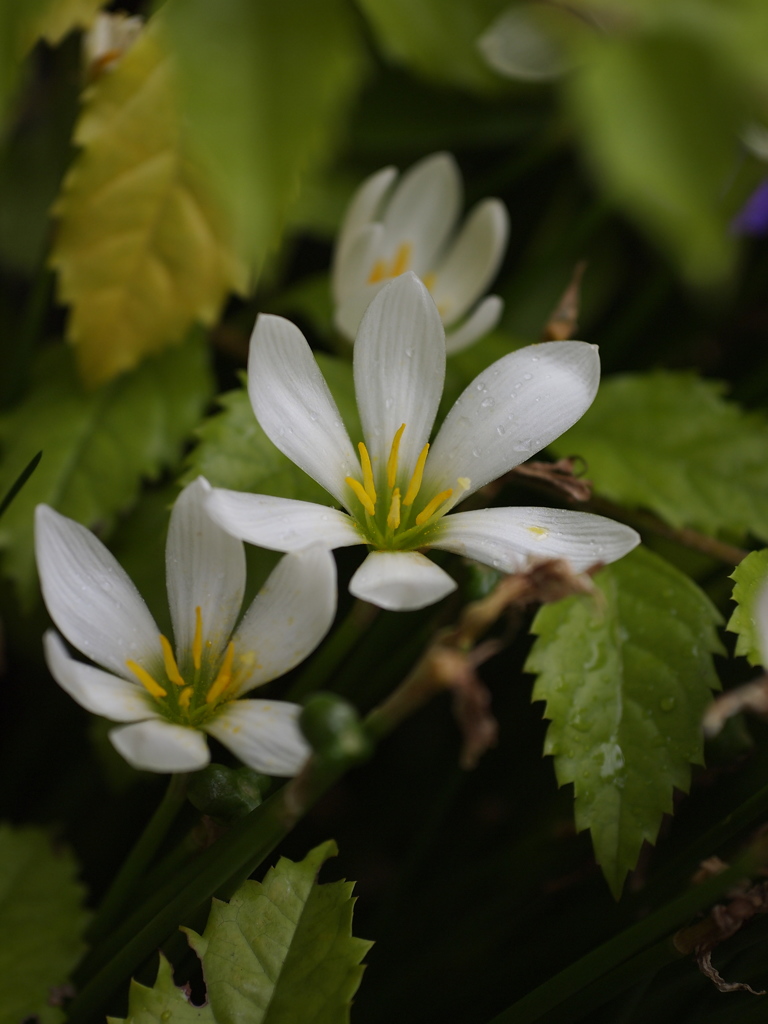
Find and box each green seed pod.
[187,763,266,823]
[299,692,372,766]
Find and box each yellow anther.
[422,271,436,292]
[415,488,454,526]
[207,642,235,704]
[368,259,387,285]
[387,488,401,530]
[387,423,406,489]
[192,606,203,671]
[358,442,377,504]
[391,242,412,276]
[179,686,193,710]
[159,634,185,686]
[403,443,430,506]
[126,660,167,699]
[527,526,549,538]
[346,476,375,516]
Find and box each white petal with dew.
[35,505,161,679]
[425,341,600,499]
[109,719,210,772]
[432,507,640,574]
[380,152,462,275]
[232,545,338,696]
[756,582,768,668]
[333,167,397,302]
[354,273,446,476]
[445,295,504,355]
[431,199,509,325]
[349,550,457,611]
[248,314,358,504]
[206,700,310,776]
[44,630,156,723]
[206,490,362,552]
[166,478,245,671]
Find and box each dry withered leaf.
[541,261,587,341]
[703,674,768,737]
[511,456,592,503]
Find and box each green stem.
[85,774,188,946]
[288,598,378,700]
[485,835,768,1024]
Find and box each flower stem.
[85,773,188,946]
[288,598,379,699]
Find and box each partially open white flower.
[332,152,509,354]
[35,478,337,774]
[206,273,639,613]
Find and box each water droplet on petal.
[385,397,394,410]
[471,447,482,458]
[480,396,495,408]
[496,424,506,436]
[523,372,533,380]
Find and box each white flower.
[332,152,509,354]
[35,478,337,774]
[206,273,640,613]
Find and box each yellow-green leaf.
[28,0,104,47]
[50,18,248,386]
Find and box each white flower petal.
[354,273,446,476]
[333,224,387,338]
[206,700,310,776]
[445,295,504,355]
[425,341,600,498]
[232,546,337,695]
[349,550,457,611]
[432,507,640,573]
[109,719,210,773]
[44,630,155,723]
[248,313,358,504]
[380,152,462,274]
[35,505,161,678]
[333,168,396,302]
[431,199,509,325]
[166,478,245,670]
[205,490,362,552]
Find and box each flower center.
[126,606,240,726]
[368,242,412,284]
[344,423,469,550]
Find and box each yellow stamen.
[415,488,454,526]
[391,242,412,276]
[126,660,167,699]
[358,442,377,504]
[387,423,406,489]
[368,259,387,284]
[422,271,436,291]
[346,476,375,515]
[179,686,193,710]
[159,634,185,686]
[207,642,235,704]
[387,488,401,530]
[528,526,549,538]
[403,443,430,506]
[192,606,203,671]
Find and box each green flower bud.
[299,693,372,766]
[187,763,267,823]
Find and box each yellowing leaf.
[29,0,104,46]
[50,19,248,387]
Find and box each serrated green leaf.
[0,824,89,1024]
[526,546,723,897]
[162,0,366,271]
[565,31,740,283]
[355,0,509,93]
[727,549,768,667]
[184,353,359,501]
[185,839,371,1024]
[552,371,768,541]
[50,19,248,386]
[0,333,213,599]
[107,954,215,1024]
